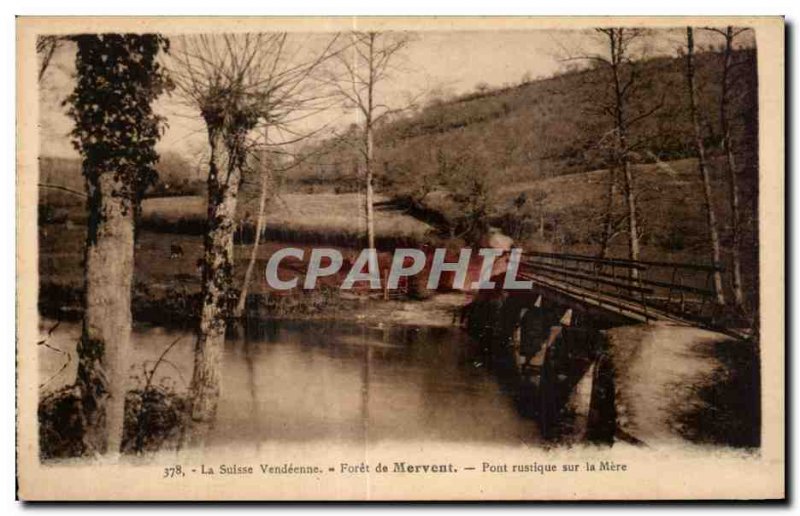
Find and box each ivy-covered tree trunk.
[77,173,135,455]
[67,34,169,456]
[189,126,244,422]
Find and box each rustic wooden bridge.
[518,250,729,328]
[464,250,739,441]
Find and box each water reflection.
[39,318,540,450]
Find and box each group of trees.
[588,26,750,310]
[289,29,757,291]
[348,26,755,311]
[40,30,410,455]
[329,32,411,249]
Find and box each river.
[38,318,540,451]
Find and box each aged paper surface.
[17,16,784,500]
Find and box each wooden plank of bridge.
[519,271,690,325]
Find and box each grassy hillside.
[280,45,759,310]
[289,48,757,194]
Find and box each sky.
[38,28,752,161]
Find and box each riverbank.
[39,280,468,330]
[39,198,472,330]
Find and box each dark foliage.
[122,386,190,455]
[39,384,189,459]
[676,338,761,448]
[65,34,172,209]
[39,387,88,459]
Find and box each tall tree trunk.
[364,122,376,249]
[76,171,135,455]
[538,210,545,240]
[235,128,270,318]
[363,32,377,250]
[720,26,745,311]
[686,27,725,305]
[608,28,640,267]
[189,127,244,422]
[621,160,640,263]
[600,167,618,259]
[67,34,167,457]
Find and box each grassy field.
[39,224,412,325]
[291,49,756,198]
[39,187,437,324]
[39,183,434,323]
[140,192,432,247]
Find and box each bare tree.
[685,27,725,305]
[332,31,412,249]
[170,33,340,424]
[562,29,662,264]
[707,26,749,311]
[36,35,61,81]
[233,37,341,318]
[597,28,644,264]
[234,125,272,318]
[171,34,273,424]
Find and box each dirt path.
[606,322,752,447]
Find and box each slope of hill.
[289,48,758,205]
[281,46,759,312]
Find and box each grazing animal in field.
[169,244,184,259]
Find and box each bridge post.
[559,308,573,327]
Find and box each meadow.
[139,192,432,248]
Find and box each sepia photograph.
[15,16,785,501]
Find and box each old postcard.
[16,16,784,501]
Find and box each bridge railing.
[519,251,724,323]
